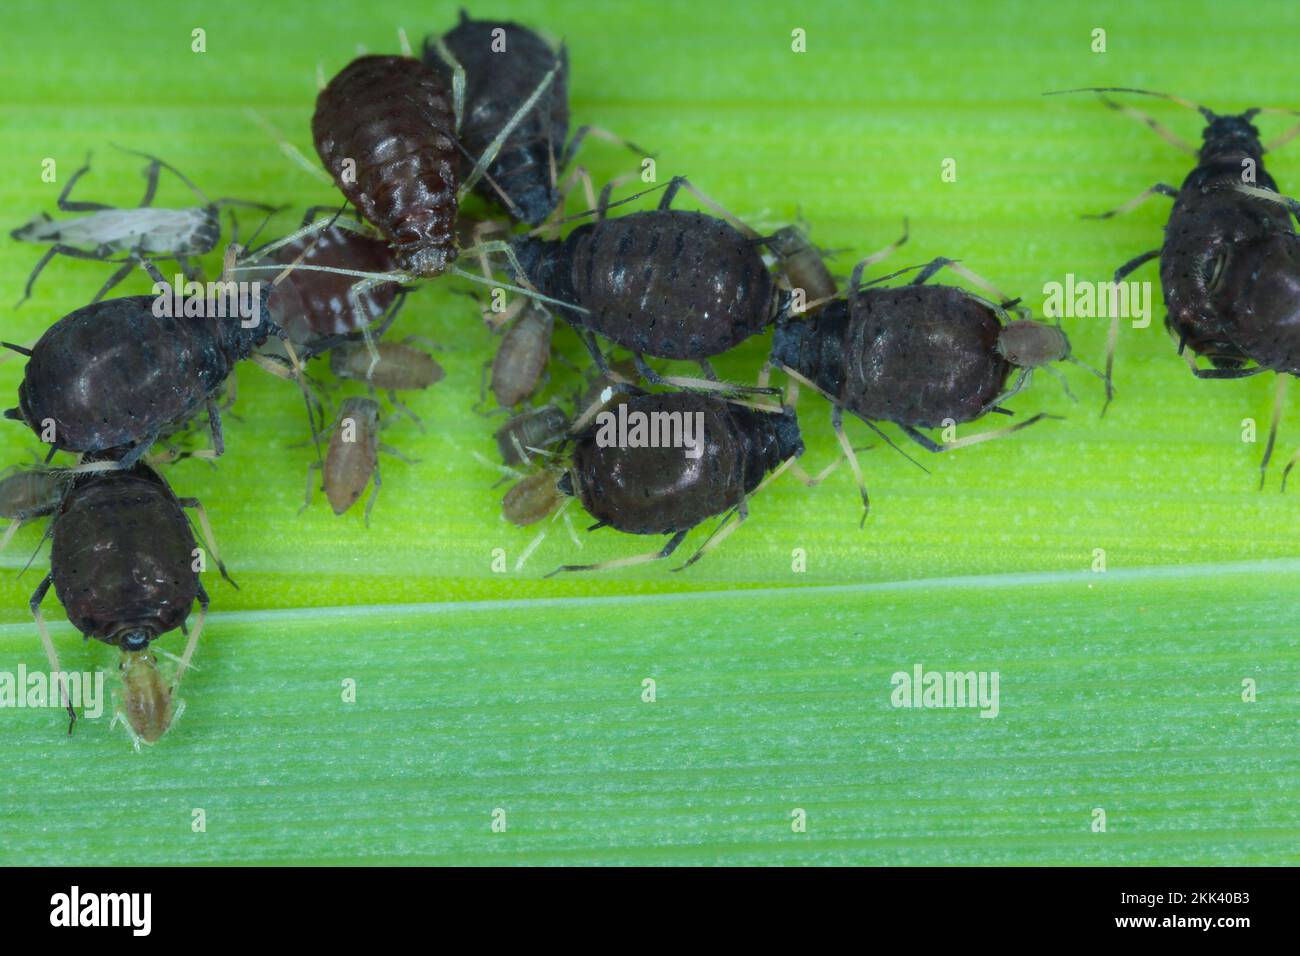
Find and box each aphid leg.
[1232,184,1300,219]
[657,176,762,239]
[363,463,382,527]
[432,37,467,132]
[831,404,871,527]
[1083,183,1178,220]
[1102,249,1161,412]
[301,460,323,513]
[30,574,76,733]
[848,220,910,290]
[562,125,652,174]
[110,146,212,205]
[545,529,688,577]
[910,257,1026,317]
[978,368,1033,415]
[55,154,111,212]
[386,390,423,430]
[460,60,560,198]
[1281,445,1300,491]
[1258,374,1289,489]
[91,251,145,304]
[245,109,335,186]
[0,500,57,555]
[1182,355,1266,380]
[1096,94,1198,154]
[177,496,235,587]
[1265,118,1300,154]
[17,244,120,306]
[205,399,225,458]
[673,504,746,571]
[634,353,781,399]
[136,157,162,207]
[171,582,209,690]
[378,442,418,465]
[903,413,1057,454]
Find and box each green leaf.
[1,0,1297,865]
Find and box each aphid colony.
[5,15,1297,747]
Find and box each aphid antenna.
[244,108,336,186]
[1043,86,1213,119]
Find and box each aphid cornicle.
[424,12,569,225]
[3,279,283,468]
[511,177,786,378]
[548,391,805,574]
[11,150,276,305]
[27,461,226,743]
[770,254,1087,518]
[313,54,462,278]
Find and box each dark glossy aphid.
[27,461,226,743]
[263,208,405,348]
[12,150,275,305]
[494,403,569,466]
[3,278,283,468]
[424,13,569,225]
[304,396,411,523]
[313,55,462,278]
[548,391,804,573]
[512,177,786,379]
[1051,88,1300,401]
[771,255,1084,519]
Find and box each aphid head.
[507,236,548,285]
[997,319,1071,369]
[508,181,562,228]
[1200,110,1264,162]
[117,649,174,744]
[396,239,455,278]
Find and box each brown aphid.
[312,55,461,278]
[117,649,174,745]
[491,303,553,407]
[503,467,567,526]
[768,224,838,308]
[330,339,444,392]
[0,464,67,553]
[306,396,411,523]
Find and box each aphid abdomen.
[268,224,402,345]
[503,467,567,526]
[425,15,569,224]
[841,287,1009,428]
[1211,233,1300,375]
[312,55,460,277]
[51,469,198,644]
[15,298,233,454]
[1160,186,1290,366]
[550,211,778,359]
